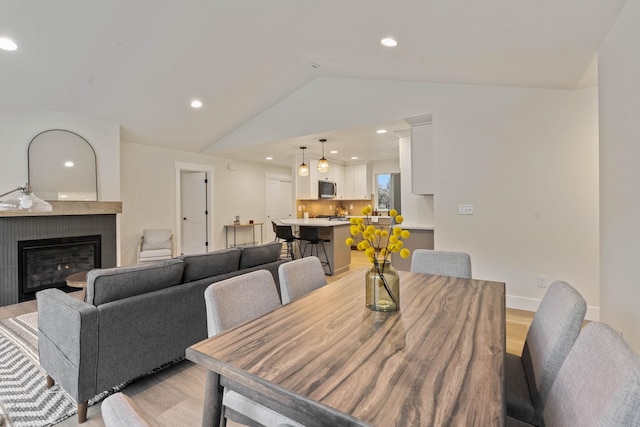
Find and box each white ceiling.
[0,1,627,162]
[212,119,411,167]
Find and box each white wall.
[0,104,120,200]
[213,77,600,315]
[598,1,640,351]
[433,85,599,314]
[120,142,291,266]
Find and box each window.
[376,173,401,213]
[376,174,391,211]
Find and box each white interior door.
[181,171,208,255]
[266,175,293,241]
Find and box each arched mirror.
[28,129,98,201]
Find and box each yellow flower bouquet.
[345,206,410,311]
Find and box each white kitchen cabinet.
[296,173,310,200]
[309,159,319,199]
[332,164,345,199]
[295,158,321,199]
[352,164,370,199]
[343,166,354,199]
[342,164,370,200]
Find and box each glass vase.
[365,260,400,311]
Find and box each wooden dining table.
[186,268,506,427]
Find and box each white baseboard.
[506,295,600,321]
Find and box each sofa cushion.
[239,242,282,269]
[179,248,242,283]
[86,259,185,305]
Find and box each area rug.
[0,313,126,427]
[0,313,184,427]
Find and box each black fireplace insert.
[18,235,101,301]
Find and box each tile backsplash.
[296,199,373,218]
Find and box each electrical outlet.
[458,204,474,215]
[537,275,547,288]
[616,327,623,337]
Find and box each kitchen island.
[281,218,351,275]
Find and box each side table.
[224,223,264,248]
[65,271,88,300]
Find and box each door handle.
[183,217,187,220]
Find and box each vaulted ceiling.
[0,1,627,160]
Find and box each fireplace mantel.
[0,202,120,306]
[0,201,122,217]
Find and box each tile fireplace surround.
[0,201,122,306]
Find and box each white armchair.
[136,229,174,264]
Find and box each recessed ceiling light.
[64,161,74,167]
[190,99,203,109]
[376,129,387,134]
[265,157,273,160]
[330,150,338,154]
[380,38,397,48]
[0,38,17,51]
[351,156,358,160]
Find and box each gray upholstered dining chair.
[506,280,587,425]
[204,270,303,427]
[507,321,640,427]
[278,256,327,304]
[102,393,151,427]
[410,249,472,278]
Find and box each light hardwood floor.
[0,251,533,426]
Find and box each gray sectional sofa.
[36,241,286,423]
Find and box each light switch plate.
[458,204,474,215]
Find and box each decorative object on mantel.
[28,129,98,201]
[0,183,52,212]
[317,138,329,173]
[234,215,240,225]
[346,207,411,311]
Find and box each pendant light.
[298,146,309,177]
[318,138,329,173]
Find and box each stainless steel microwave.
[318,180,337,199]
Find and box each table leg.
[202,371,223,427]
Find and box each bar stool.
[299,226,332,275]
[275,225,299,260]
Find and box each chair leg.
[286,241,295,260]
[46,375,55,388]
[294,241,301,259]
[320,242,332,275]
[77,401,88,423]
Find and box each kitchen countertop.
[282,218,351,227]
[284,218,434,230]
[396,223,434,230]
